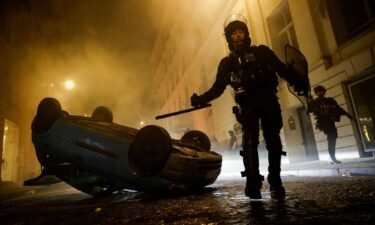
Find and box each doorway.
[348,69,375,155]
[1,119,19,182]
[297,107,319,161]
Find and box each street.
[1,176,374,225]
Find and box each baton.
[155,104,212,120]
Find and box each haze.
[1,0,167,126]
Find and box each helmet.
[224,14,251,50]
[313,85,326,94]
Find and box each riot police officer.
[190,15,306,200]
[309,85,352,164]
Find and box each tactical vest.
[229,46,279,103]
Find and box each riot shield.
[285,44,311,113]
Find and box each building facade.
[148,0,375,163]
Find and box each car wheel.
[91,106,113,123]
[129,125,172,176]
[181,130,211,152]
[32,98,63,134]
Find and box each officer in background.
[309,85,352,164]
[228,130,239,151]
[190,15,307,200]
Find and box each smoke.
[4,0,164,126]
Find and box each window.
[326,0,375,45]
[266,2,299,60]
[347,68,375,153]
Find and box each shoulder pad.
[219,56,234,68]
[327,97,336,102]
[256,44,272,52]
[220,56,231,63]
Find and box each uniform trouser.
[239,98,284,187]
[321,122,338,161]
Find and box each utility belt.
[233,86,278,105]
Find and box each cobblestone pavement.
[0,176,374,225]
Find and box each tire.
[32,98,63,134]
[92,106,113,123]
[128,125,172,176]
[181,130,211,152]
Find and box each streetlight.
[64,80,75,90]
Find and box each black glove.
[190,93,205,107]
[346,113,353,121]
[293,77,309,96]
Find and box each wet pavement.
[1,176,374,225]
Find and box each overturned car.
[25,98,222,196]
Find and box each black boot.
[240,145,262,199]
[245,186,261,199]
[270,185,285,200]
[329,158,342,164]
[334,159,342,164]
[244,175,263,199]
[268,174,285,200]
